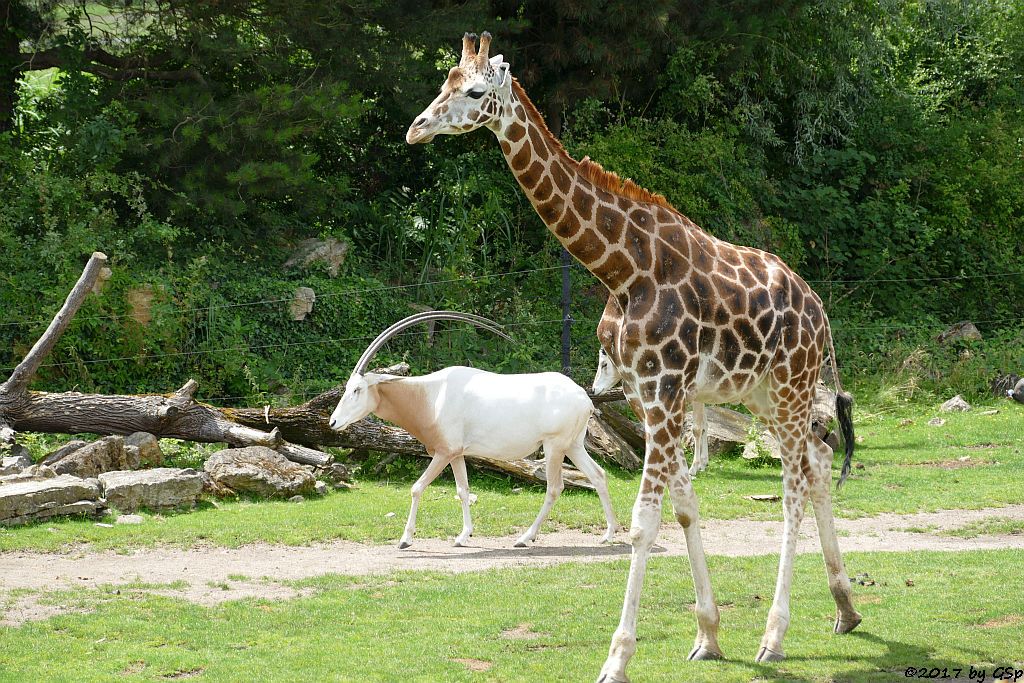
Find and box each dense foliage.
[2,0,1022,403]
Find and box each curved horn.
[353,310,515,376]
[476,31,492,70]
[459,32,478,68]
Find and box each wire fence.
[3,260,1023,405]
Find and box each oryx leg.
[565,432,618,543]
[515,440,565,546]
[451,456,474,547]
[398,450,459,549]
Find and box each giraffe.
[406,32,862,681]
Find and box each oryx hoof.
[755,646,785,663]
[834,613,863,634]
[687,645,723,661]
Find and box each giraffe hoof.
[595,673,629,683]
[514,540,527,548]
[398,541,411,549]
[755,646,785,663]
[834,612,863,634]
[687,645,723,661]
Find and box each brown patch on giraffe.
[630,208,652,227]
[720,328,742,363]
[654,240,686,283]
[646,406,666,425]
[652,427,672,447]
[510,143,531,171]
[537,196,566,224]
[645,295,683,346]
[595,205,625,242]
[592,249,633,290]
[637,349,662,376]
[554,208,581,240]
[500,141,511,155]
[627,277,656,319]
[519,161,544,190]
[572,185,595,221]
[692,239,714,273]
[679,318,700,355]
[713,273,747,315]
[528,124,550,162]
[534,175,554,201]
[625,226,652,270]
[550,160,572,194]
[691,273,712,311]
[659,375,683,402]
[735,318,761,349]
[661,339,688,371]
[739,268,757,289]
[506,122,526,143]
[570,232,607,263]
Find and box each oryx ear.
[364,373,405,387]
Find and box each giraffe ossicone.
[408,31,862,681]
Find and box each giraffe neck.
[492,80,663,294]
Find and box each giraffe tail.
[825,318,855,488]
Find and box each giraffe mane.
[510,78,682,215]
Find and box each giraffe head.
[406,31,511,144]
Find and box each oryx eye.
[467,90,485,99]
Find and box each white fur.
[330,366,617,548]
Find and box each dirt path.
[3,504,1023,626]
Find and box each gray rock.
[283,237,349,277]
[115,514,145,525]
[289,287,316,321]
[940,395,971,412]
[41,440,88,466]
[314,481,329,497]
[0,464,56,484]
[1,452,33,476]
[124,432,163,468]
[0,474,105,525]
[289,495,305,503]
[936,321,983,344]
[49,436,128,478]
[98,468,204,513]
[203,446,316,498]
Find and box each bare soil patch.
[3,504,1024,627]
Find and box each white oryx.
[329,311,617,549]
[592,348,711,476]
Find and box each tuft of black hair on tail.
[835,389,855,488]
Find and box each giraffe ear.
[490,55,509,87]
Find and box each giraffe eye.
[467,90,485,99]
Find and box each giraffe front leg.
[597,474,664,683]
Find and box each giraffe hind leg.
[807,434,862,633]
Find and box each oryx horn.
[353,310,514,375]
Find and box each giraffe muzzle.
[406,121,437,144]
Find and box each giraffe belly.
[691,352,770,404]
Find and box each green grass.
[1,550,1021,682]
[945,517,1024,538]
[3,400,1022,552]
